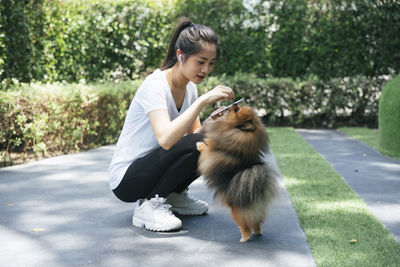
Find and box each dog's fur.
[197,105,281,242]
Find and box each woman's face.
[181,43,217,84]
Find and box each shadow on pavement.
[0,145,315,267]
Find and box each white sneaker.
[166,189,209,216]
[132,195,182,231]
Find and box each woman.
[108,17,234,231]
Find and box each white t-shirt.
[108,69,198,190]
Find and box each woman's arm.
[189,116,202,134]
[149,85,233,150]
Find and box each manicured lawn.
[338,127,400,161]
[268,127,400,267]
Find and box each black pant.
[112,133,204,202]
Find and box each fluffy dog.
[197,104,281,242]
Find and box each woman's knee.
[177,133,204,150]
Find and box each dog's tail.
[220,163,281,208]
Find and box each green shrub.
[0,0,34,82]
[0,80,141,165]
[176,0,270,77]
[268,0,400,79]
[1,0,399,84]
[378,74,400,157]
[0,0,178,84]
[0,73,390,166]
[199,73,389,128]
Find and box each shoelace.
[149,200,173,214]
[183,192,199,204]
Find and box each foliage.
[0,80,140,165]
[378,74,400,157]
[175,0,270,77]
[0,72,391,165]
[0,0,178,84]
[199,72,390,128]
[268,0,400,80]
[1,0,400,85]
[0,0,33,82]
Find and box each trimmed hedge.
[1,73,390,166]
[199,73,390,128]
[0,80,140,165]
[378,74,400,157]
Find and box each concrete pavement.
[0,145,315,267]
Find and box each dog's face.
[224,105,257,131]
[207,105,262,135]
[203,105,268,159]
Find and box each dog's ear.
[239,121,255,131]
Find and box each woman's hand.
[202,105,226,125]
[148,85,233,150]
[199,85,234,105]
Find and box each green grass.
[338,127,400,161]
[268,127,400,267]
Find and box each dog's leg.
[239,225,252,242]
[252,222,262,235]
[196,142,206,152]
[231,208,251,242]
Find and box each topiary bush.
[378,74,400,157]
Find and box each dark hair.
[161,17,220,70]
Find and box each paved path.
[0,145,315,267]
[296,129,400,243]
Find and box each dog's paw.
[253,224,262,235]
[253,230,262,236]
[240,236,251,243]
[196,142,206,152]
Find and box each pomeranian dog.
[196,104,281,242]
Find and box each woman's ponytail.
[160,17,219,71]
[161,17,193,70]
